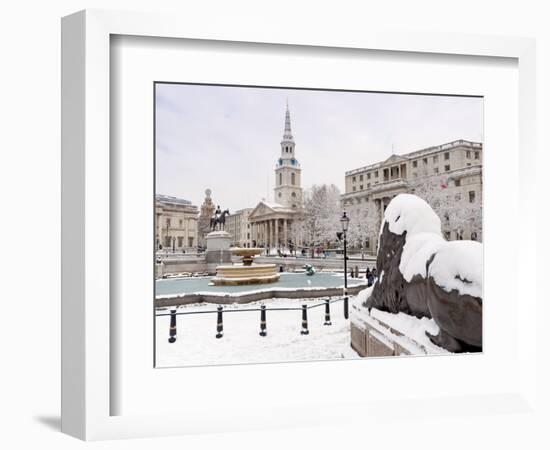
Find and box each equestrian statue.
[210,205,230,231]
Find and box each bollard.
[344,296,349,319]
[168,309,177,343]
[300,304,309,335]
[216,305,224,339]
[259,305,267,337]
[324,299,332,326]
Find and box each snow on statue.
[365,194,482,352]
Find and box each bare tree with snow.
[409,171,482,241]
[291,184,341,257]
[345,203,379,258]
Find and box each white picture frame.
[61,9,537,441]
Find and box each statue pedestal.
[205,231,232,275]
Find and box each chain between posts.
[161,296,350,343]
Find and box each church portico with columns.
[248,201,299,250]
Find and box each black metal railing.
[156,296,350,343]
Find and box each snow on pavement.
[156,297,360,367]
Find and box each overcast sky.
[155,83,483,212]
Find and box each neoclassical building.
[248,104,303,249]
[155,194,199,252]
[342,139,483,251]
[225,208,253,248]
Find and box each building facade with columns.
[342,139,483,253]
[248,103,303,250]
[155,194,199,252]
[225,208,253,248]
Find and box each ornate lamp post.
[340,211,350,319]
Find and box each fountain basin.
[210,263,280,286]
[209,247,280,286]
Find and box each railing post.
[216,305,224,339]
[324,299,332,326]
[168,309,177,343]
[344,296,349,319]
[259,305,267,337]
[300,304,309,335]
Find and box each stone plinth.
[205,231,232,275]
[350,320,414,358]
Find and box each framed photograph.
[62,9,537,440]
[153,82,483,369]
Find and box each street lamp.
[340,211,350,319]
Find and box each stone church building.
[248,103,303,250]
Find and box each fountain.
[210,248,280,286]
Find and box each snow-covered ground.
[156,281,450,368]
[156,297,359,367]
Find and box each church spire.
[283,100,294,142]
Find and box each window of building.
[179,219,183,227]
[412,160,418,168]
[367,173,371,180]
[469,191,476,203]
[291,192,296,198]
[164,236,171,247]
[475,151,479,159]
[444,165,451,171]
[278,192,282,198]
[434,167,439,174]
[374,171,378,177]
[291,172,296,185]
[455,179,461,187]
[188,237,194,247]
[359,185,363,190]
[444,152,450,160]
[466,150,471,159]
[353,186,356,192]
[279,173,282,185]
[433,155,438,163]
[352,176,356,182]
[177,237,183,247]
[423,158,428,165]
[466,163,471,166]
[367,183,371,188]
[359,174,363,181]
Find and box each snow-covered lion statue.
[365,194,482,352]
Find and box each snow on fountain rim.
[382,193,482,299]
